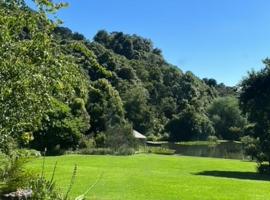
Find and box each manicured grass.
[28,154,270,200]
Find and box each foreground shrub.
[0,156,36,196]
[1,151,101,200]
[29,176,64,200]
[0,149,66,199]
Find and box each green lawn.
[29,154,270,200]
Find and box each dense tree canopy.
[87,79,125,133]
[0,0,89,153]
[207,97,247,140]
[166,107,215,141]
[239,61,270,168]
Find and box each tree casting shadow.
[194,170,270,181]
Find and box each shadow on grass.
[194,170,270,181]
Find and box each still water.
[148,141,246,160]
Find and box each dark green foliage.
[94,133,107,148]
[88,31,218,137]
[239,61,270,168]
[166,107,215,142]
[122,86,154,134]
[117,67,136,80]
[72,148,113,155]
[241,136,259,160]
[87,79,125,133]
[31,99,90,154]
[141,147,175,155]
[94,30,155,60]
[207,97,247,140]
[66,41,112,81]
[257,163,270,175]
[105,124,136,154]
[215,83,237,97]
[203,78,237,97]
[160,97,177,118]
[71,124,136,155]
[203,78,217,87]
[78,136,96,149]
[0,0,89,153]
[54,27,85,41]
[0,151,40,196]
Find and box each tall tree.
[0,0,89,153]
[207,97,247,140]
[87,79,125,133]
[239,60,270,170]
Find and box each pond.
[147,141,247,159]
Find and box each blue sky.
[27,0,270,86]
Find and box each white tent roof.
[133,130,146,139]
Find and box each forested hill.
[53,27,220,137]
[0,1,238,154]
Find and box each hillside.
[0,1,240,154]
[53,27,219,137]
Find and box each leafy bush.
[87,79,125,133]
[166,107,215,142]
[241,136,259,160]
[73,148,114,155]
[141,147,175,155]
[31,99,90,155]
[78,136,96,149]
[95,133,107,148]
[0,149,40,188]
[1,151,100,200]
[29,176,64,200]
[105,124,136,153]
[68,147,135,156]
[0,156,36,195]
[208,97,247,140]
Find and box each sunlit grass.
[29,154,270,200]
